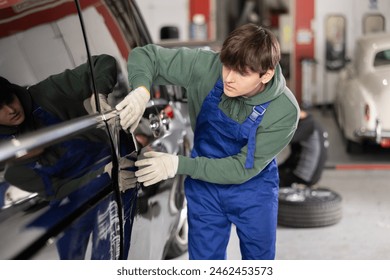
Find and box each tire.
[278,185,342,228]
[165,197,188,259]
[164,138,190,259]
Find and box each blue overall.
[184,79,279,260]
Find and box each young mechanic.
[115,23,300,259]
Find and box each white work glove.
[115,87,150,132]
[135,151,179,187]
[104,157,138,192]
[118,157,138,192]
[84,93,112,114]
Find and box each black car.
[0,0,189,260]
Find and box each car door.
[74,0,190,259]
[0,0,134,259]
[0,0,189,260]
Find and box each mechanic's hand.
[118,157,138,192]
[115,87,150,132]
[135,151,178,186]
[84,93,112,114]
[104,157,138,192]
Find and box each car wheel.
[165,196,188,259]
[164,138,190,259]
[278,184,342,228]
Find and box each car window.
[374,50,390,67]
[0,0,134,260]
[1,0,190,260]
[0,1,98,186]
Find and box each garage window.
[363,14,385,34]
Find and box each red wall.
[294,0,315,104]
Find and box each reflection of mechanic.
[115,24,299,260]
[0,55,116,138]
[278,111,328,187]
[0,55,135,199]
[0,55,137,260]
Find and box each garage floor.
[175,106,390,260]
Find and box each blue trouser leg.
[232,196,278,260]
[185,176,278,260]
[229,180,278,260]
[186,181,231,260]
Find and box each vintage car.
[0,0,190,259]
[334,32,390,153]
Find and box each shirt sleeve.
[91,54,119,95]
[127,44,200,90]
[29,54,118,120]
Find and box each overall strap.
[209,79,224,98]
[245,101,271,169]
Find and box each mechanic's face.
[222,65,274,98]
[0,95,25,126]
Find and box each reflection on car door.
[0,0,132,260]
[0,0,190,260]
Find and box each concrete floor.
[176,107,390,260]
[275,169,390,260]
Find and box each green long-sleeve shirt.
[29,54,117,123]
[128,44,300,184]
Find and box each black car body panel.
[0,0,189,259]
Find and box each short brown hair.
[220,23,281,77]
[0,76,16,105]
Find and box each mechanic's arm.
[177,112,298,185]
[126,44,201,91]
[29,54,118,119]
[91,54,119,95]
[40,54,118,100]
[116,45,200,131]
[135,108,298,186]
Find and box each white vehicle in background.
[334,32,390,153]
